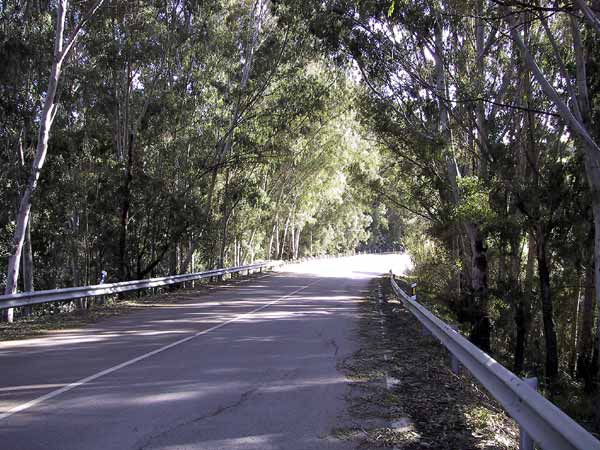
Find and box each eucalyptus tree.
[290,0,503,351]
[2,0,106,322]
[283,0,600,386]
[500,0,600,382]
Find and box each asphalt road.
[0,254,410,450]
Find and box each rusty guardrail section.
[0,261,283,310]
[389,272,600,450]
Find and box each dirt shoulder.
[336,277,518,449]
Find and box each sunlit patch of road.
[279,253,412,279]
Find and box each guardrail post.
[98,271,107,305]
[519,377,538,450]
[411,282,417,300]
[449,326,461,375]
[100,271,107,284]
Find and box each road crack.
[329,338,340,355]
[135,387,259,450]
[191,387,258,424]
[315,329,340,355]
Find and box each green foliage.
[387,1,396,17]
[1,0,390,294]
[289,0,600,432]
[454,176,494,227]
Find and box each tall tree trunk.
[294,226,301,259]
[190,240,195,273]
[70,210,85,308]
[577,18,600,385]
[513,63,535,374]
[447,156,491,352]
[180,232,202,274]
[513,236,531,375]
[22,222,34,293]
[279,213,290,260]
[535,224,559,380]
[568,271,583,375]
[169,243,179,277]
[584,162,600,382]
[70,211,81,287]
[3,0,105,322]
[3,1,68,322]
[268,221,276,259]
[289,213,295,260]
[522,235,536,368]
[524,234,536,296]
[514,297,527,374]
[210,0,266,246]
[118,128,135,281]
[577,262,596,387]
[220,215,229,268]
[275,219,280,259]
[21,222,34,317]
[219,171,232,268]
[268,194,283,260]
[241,228,256,264]
[234,237,239,266]
[115,54,154,281]
[466,224,491,353]
[468,0,491,353]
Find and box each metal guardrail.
[389,272,600,450]
[0,251,373,311]
[0,251,378,311]
[0,261,283,310]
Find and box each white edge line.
[0,281,317,421]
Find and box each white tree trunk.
[22,222,34,293]
[2,0,105,322]
[3,1,68,322]
[279,213,290,259]
[294,225,301,259]
[506,11,600,154]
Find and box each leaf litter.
[334,278,519,449]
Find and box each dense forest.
[0,0,402,309]
[2,0,600,431]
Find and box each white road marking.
[0,281,318,421]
